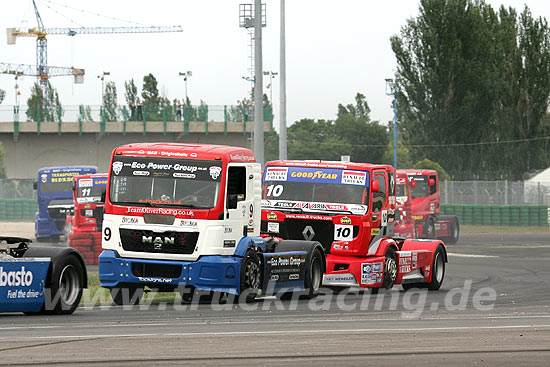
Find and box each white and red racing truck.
[99,143,325,305]
[261,160,448,292]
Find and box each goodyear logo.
[340,216,351,224]
[412,215,424,220]
[371,228,381,235]
[267,212,277,220]
[290,170,338,180]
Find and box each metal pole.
[393,96,397,168]
[254,0,264,165]
[279,0,287,160]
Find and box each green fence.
[0,198,37,221]
[441,204,549,227]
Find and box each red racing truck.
[99,143,325,305]
[261,160,448,292]
[65,173,108,264]
[397,169,459,244]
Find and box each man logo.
[302,226,315,241]
[142,235,175,250]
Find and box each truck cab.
[34,166,97,242]
[66,173,108,264]
[397,169,459,244]
[261,160,448,291]
[99,143,324,304]
[393,170,416,239]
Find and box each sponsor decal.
[361,263,372,285]
[126,207,194,217]
[229,153,255,162]
[430,203,435,213]
[283,214,332,221]
[371,228,380,236]
[264,167,288,181]
[326,204,348,211]
[137,277,173,284]
[396,177,406,185]
[373,262,383,273]
[267,222,279,233]
[289,274,300,280]
[266,212,277,220]
[181,220,198,227]
[412,215,424,220]
[223,240,236,248]
[399,257,411,265]
[270,275,279,281]
[341,170,367,185]
[425,265,431,271]
[112,161,123,175]
[0,266,34,287]
[173,173,196,179]
[223,226,233,234]
[209,166,222,180]
[133,170,150,176]
[412,253,418,261]
[79,179,93,188]
[340,216,352,224]
[400,265,411,273]
[435,223,441,230]
[291,170,338,180]
[41,173,48,183]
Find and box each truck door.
[372,171,387,227]
[225,165,257,239]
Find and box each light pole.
[98,71,110,105]
[385,78,398,169]
[179,71,192,103]
[263,70,278,105]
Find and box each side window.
[429,175,437,195]
[227,166,246,209]
[372,173,386,213]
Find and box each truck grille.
[119,229,198,254]
[284,219,334,253]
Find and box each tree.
[413,158,451,181]
[103,81,118,122]
[334,93,389,163]
[287,118,351,160]
[77,105,93,122]
[391,0,550,179]
[0,89,5,104]
[25,82,63,122]
[124,79,138,120]
[142,73,161,121]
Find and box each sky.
[0,0,548,130]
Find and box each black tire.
[239,249,261,303]
[424,217,435,239]
[428,245,446,290]
[110,286,143,306]
[304,248,323,299]
[372,247,398,294]
[44,255,85,314]
[443,217,460,244]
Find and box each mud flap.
[262,251,308,294]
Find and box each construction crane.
[6,0,183,98]
[0,62,84,81]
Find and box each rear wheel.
[443,218,460,244]
[240,249,261,303]
[402,245,445,291]
[44,255,85,314]
[304,248,323,299]
[372,247,397,294]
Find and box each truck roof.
[113,143,256,162]
[397,169,439,176]
[265,160,393,171]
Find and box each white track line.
[448,253,498,258]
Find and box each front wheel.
[372,247,397,294]
[428,245,446,290]
[110,286,143,306]
[240,249,261,303]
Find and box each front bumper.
[323,254,386,288]
[98,250,243,295]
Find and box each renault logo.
[302,226,315,241]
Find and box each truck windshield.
[262,166,369,205]
[76,178,107,204]
[410,175,428,198]
[109,156,222,209]
[39,171,83,193]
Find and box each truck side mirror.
[101,191,106,203]
[72,181,76,191]
[371,180,379,192]
[410,179,416,188]
[429,178,435,186]
[33,181,37,190]
[227,194,238,209]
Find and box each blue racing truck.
[34,166,97,242]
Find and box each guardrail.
[0,104,274,136]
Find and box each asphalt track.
[1,231,550,366]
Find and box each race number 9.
[334,224,353,241]
[104,227,111,241]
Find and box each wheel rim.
[58,265,80,306]
[310,257,322,291]
[434,253,444,283]
[427,221,435,237]
[386,256,397,282]
[245,258,260,289]
[453,223,459,239]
